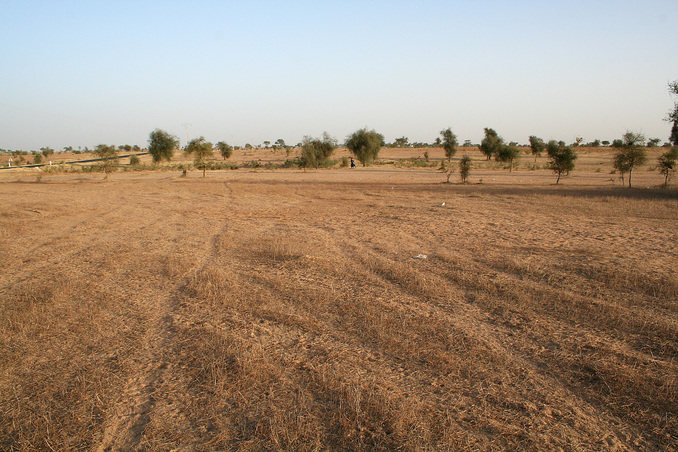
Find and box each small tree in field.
[185,137,214,177]
[528,135,545,162]
[546,140,577,184]
[439,160,454,183]
[216,141,233,160]
[345,127,384,166]
[666,80,678,146]
[480,128,503,160]
[40,147,54,158]
[613,132,646,188]
[300,132,337,168]
[148,129,179,163]
[94,144,119,181]
[496,142,520,172]
[459,155,472,183]
[658,147,678,187]
[440,128,458,161]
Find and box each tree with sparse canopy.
[480,128,503,160]
[393,136,409,148]
[148,129,179,163]
[216,141,233,160]
[345,127,384,166]
[528,136,545,162]
[658,147,678,187]
[300,132,337,168]
[40,147,54,158]
[496,142,520,172]
[440,128,458,161]
[94,144,119,181]
[667,80,678,146]
[613,132,647,188]
[545,140,577,184]
[185,136,214,177]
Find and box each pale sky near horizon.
[1,0,677,151]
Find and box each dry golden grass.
[0,161,676,451]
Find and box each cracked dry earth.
[0,172,677,451]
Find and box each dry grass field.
[1,148,677,450]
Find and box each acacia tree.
[496,142,520,172]
[658,147,678,187]
[216,141,233,160]
[393,136,409,148]
[613,152,630,186]
[94,144,119,181]
[480,128,503,160]
[345,127,384,166]
[545,140,577,184]
[528,135,545,162]
[40,147,54,158]
[148,129,179,163]
[667,80,678,146]
[300,132,337,168]
[613,132,646,188]
[185,136,214,177]
[440,128,458,161]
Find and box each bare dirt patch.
[1,169,676,451]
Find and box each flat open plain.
[1,149,677,450]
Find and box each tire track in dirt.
[334,237,648,447]
[95,220,230,451]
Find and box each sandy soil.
[0,161,677,450]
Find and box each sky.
[1,0,677,151]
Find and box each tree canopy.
[495,141,520,172]
[345,128,384,166]
[613,132,647,188]
[480,128,503,160]
[216,141,233,160]
[440,128,458,161]
[658,147,678,187]
[667,80,678,146]
[545,140,577,184]
[185,136,214,177]
[148,129,179,163]
[94,144,119,181]
[528,136,545,162]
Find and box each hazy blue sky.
[2,0,677,150]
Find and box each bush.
[459,155,472,183]
[300,133,337,168]
[283,158,301,168]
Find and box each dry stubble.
[0,171,676,451]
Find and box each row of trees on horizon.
[3,82,676,186]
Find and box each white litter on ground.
[413,254,427,259]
